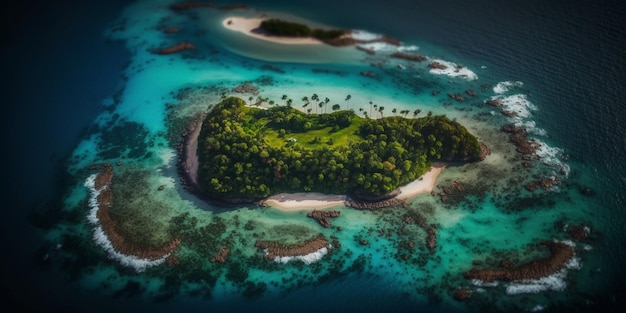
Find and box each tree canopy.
[259,19,346,40]
[197,97,481,201]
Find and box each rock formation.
[501,124,541,156]
[91,164,181,262]
[464,241,574,283]
[306,210,340,228]
[485,99,501,107]
[210,247,230,263]
[428,62,448,70]
[151,42,196,55]
[525,177,561,192]
[565,224,590,241]
[391,52,427,62]
[453,288,471,301]
[255,235,330,260]
[447,93,465,102]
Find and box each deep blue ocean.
[2,0,625,312]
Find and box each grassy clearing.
[264,116,366,149]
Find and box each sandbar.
[222,17,323,45]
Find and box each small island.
[223,17,401,47]
[192,97,486,204]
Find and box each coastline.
[222,17,323,45]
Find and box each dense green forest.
[259,19,346,40]
[196,97,482,201]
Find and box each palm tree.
[307,108,312,115]
[281,94,288,105]
[287,98,293,107]
[413,109,421,117]
[379,106,385,118]
[392,108,397,116]
[311,93,319,113]
[332,104,340,111]
[302,96,309,108]
[369,101,373,117]
[324,97,330,113]
[345,94,351,110]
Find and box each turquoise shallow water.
[3,0,625,312]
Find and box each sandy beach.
[263,193,347,211]
[264,164,444,211]
[222,17,323,45]
[397,163,445,200]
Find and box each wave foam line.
[493,81,524,94]
[271,246,331,265]
[428,59,478,80]
[84,174,169,273]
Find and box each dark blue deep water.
[3,0,625,312]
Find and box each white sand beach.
[222,17,323,45]
[264,163,445,211]
[397,163,445,200]
[264,193,346,211]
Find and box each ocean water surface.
[3,0,625,312]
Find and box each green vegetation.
[197,97,481,200]
[259,19,346,40]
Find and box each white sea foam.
[270,246,330,265]
[84,175,168,273]
[531,304,546,312]
[496,94,537,121]
[350,30,382,41]
[396,45,419,52]
[506,272,568,295]
[534,139,571,176]
[505,241,580,295]
[358,42,398,52]
[493,81,524,94]
[471,279,499,287]
[514,121,547,137]
[428,59,478,80]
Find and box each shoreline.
[222,17,324,45]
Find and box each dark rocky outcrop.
[91,164,182,263]
[463,241,574,283]
[501,124,541,156]
[255,235,329,260]
[306,210,340,228]
[485,99,501,107]
[428,62,448,70]
[447,93,465,102]
[345,189,406,209]
[210,247,229,263]
[565,223,590,241]
[453,288,471,301]
[525,177,561,192]
[391,52,427,62]
[151,42,196,55]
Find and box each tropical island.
[191,97,487,204]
